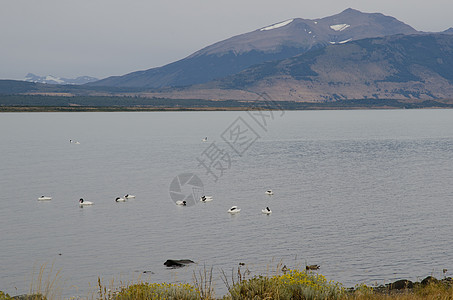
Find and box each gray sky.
[1,0,452,80]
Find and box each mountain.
[0,80,41,94]
[89,8,418,88]
[444,27,453,33]
[25,73,98,85]
[152,33,453,101]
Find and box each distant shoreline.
[1,95,453,112]
[1,105,452,112]
[0,106,255,112]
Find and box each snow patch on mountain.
[260,19,294,31]
[339,38,352,44]
[24,73,98,85]
[45,75,64,84]
[330,24,350,31]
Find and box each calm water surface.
[1,110,452,297]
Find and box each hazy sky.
[1,0,452,80]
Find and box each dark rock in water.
[164,259,195,267]
[421,276,439,285]
[389,279,414,290]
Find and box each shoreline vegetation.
[1,95,453,112]
[2,265,452,300]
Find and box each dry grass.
[2,264,453,299]
[193,266,215,300]
[346,283,453,300]
[27,262,63,300]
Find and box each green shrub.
[114,282,201,300]
[226,269,344,300]
[0,291,12,300]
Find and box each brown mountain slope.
[143,34,453,101]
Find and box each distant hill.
[24,73,98,85]
[4,33,453,103]
[0,80,40,94]
[150,33,453,101]
[89,8,418,89]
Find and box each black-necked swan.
[79,198,93,206]
[176,200,187,206]
[38,196,52,201]
[228,206,241,214]
[115,197,126,202]
[262,207,272,214]
[265,190,274,195]
[200,195,213,202]
[124,194,135,199]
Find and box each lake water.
[1,109,453,298]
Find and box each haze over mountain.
[89,8,418,89]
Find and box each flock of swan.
[114,194,136,202]
[38,194,136,206]
[38,191,273,213]
[39,137,273,212]
[78,194,135,206]
[175,190,274,215]
[175,195,213,206]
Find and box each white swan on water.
[79,198,93,206]
[200,195,213,202]
[228,206,241,214]
[262,207,272,214]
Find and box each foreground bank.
[2,268,452,300]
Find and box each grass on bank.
[2,265,453,300]
[94,266,453,300]
[0,262,63,300]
